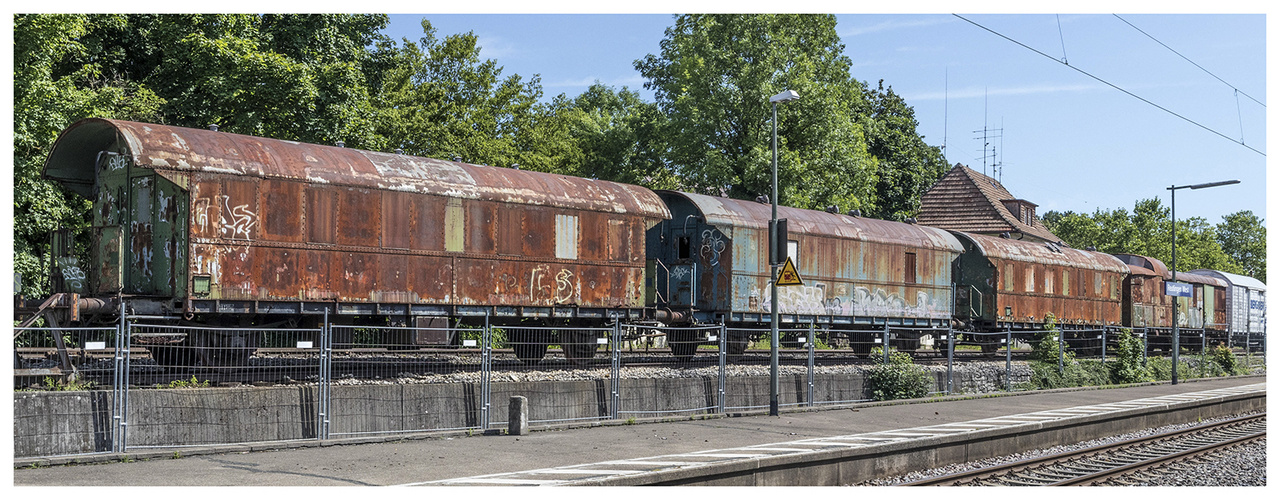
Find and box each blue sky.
[381,11,1266,230]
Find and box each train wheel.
[563,330,600,365]
[667,330,699,360]
[510,330,548,364]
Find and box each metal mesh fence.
[326,323,487,436]
[485,324,615,427]
[123,323,322,449]
[615,324,723,418]
[13,326,121,459]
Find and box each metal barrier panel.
[325,323,487,437]
[486,324,615,427]
[123,323,322,449]
[614,324,723,418]
[13,326,120,458]
[722,326,814,412]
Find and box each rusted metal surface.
[43,118,668,318]
[45,118,669,219]
[1113,254,1228,329]
[952,231,1126,328]
[649,191,961,325]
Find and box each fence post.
[1101,328,1107,364]
[806,323,815,407]
[1005,326,1012,391]
[1058,326,1065,373]
[113,303,126,454]
[319,309,330,440]
[945,327,954,395]
[482,313,493,428]
[1142,328,1148,365]
[610,319,621,420]
[121,307,131,453]
[882,323,890,363]
[1201,331,1207,378]
[717,322,726,414]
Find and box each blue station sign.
[1164,281,1193,298]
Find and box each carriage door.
[127,175,155,294]
[93,152,130,294]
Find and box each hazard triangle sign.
[775,257,804,287]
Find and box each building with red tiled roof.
[917,163,1064,244]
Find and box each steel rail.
[899,413,1266,486]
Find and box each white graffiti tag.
[218,195,258,239]
[57,257,86,291]
[700,229,726,267]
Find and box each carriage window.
[787,240,799,266]
[555,214,579,260]
[677,235,691,259]
[905,252,917,284]
[1062,270,1070,296]
[1025,268,1035,293]
[1045,271,1054,295]
[1005,264,1014,291]
[1095,272,1103,296]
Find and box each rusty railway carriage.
[1188,269,1266,351]
[950,232,1130,350]
[42,118,669,362]
[646,191,964,355]
[1113,254,1228,352]
[29,118,1261,364]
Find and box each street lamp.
[769,89,799,416]
[1168,179,1239,385]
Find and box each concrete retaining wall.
[14,369,990,458]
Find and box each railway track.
[899,413,1266,486]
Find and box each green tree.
[1216,210,1265,282]
[373,19,570,173]
[1043,198,1246,274]
[559,83,677,188]
[861,80,949,221]
[13,14,392,295]
[13,14,165,297]
[635,14,877,212]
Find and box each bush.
[1207,343,1243,376]
[1148,357,1196,381]
[1026,359,1109,390]
[865,348,933,401]
[1108,329,1151,384]
[1031,314,1071,365]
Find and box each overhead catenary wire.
[1113,14,1265,108]
[953,14,1265,157]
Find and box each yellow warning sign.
[775,257,804,287]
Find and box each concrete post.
[508,396,529,435]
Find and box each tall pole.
[1171,186,1179,385]
[769,100,780,416]
[1167,179,1238,386]
[767,90,798,417]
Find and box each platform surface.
[12,376,1265,486]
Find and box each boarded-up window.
[498,204,522,256]
[444,199,464,253]
[1045,271,1054,295]
[1062,270,1070,296]
[467,202,496,254]
[607,219,630,262]
[1005,264,1014,291]
[382,191,412,250]
[1095,272,1103,296]
[555,214,579,260]
[260,180,302,242]
[307,187,337,244]
[905,252,917,284]
[1025,267,1036,293]
[336,188,379,246]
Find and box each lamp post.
[768,89,799,416]
[1168,179,1238,385]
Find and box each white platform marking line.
[598,460,699,466]
[435,478,566,485]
